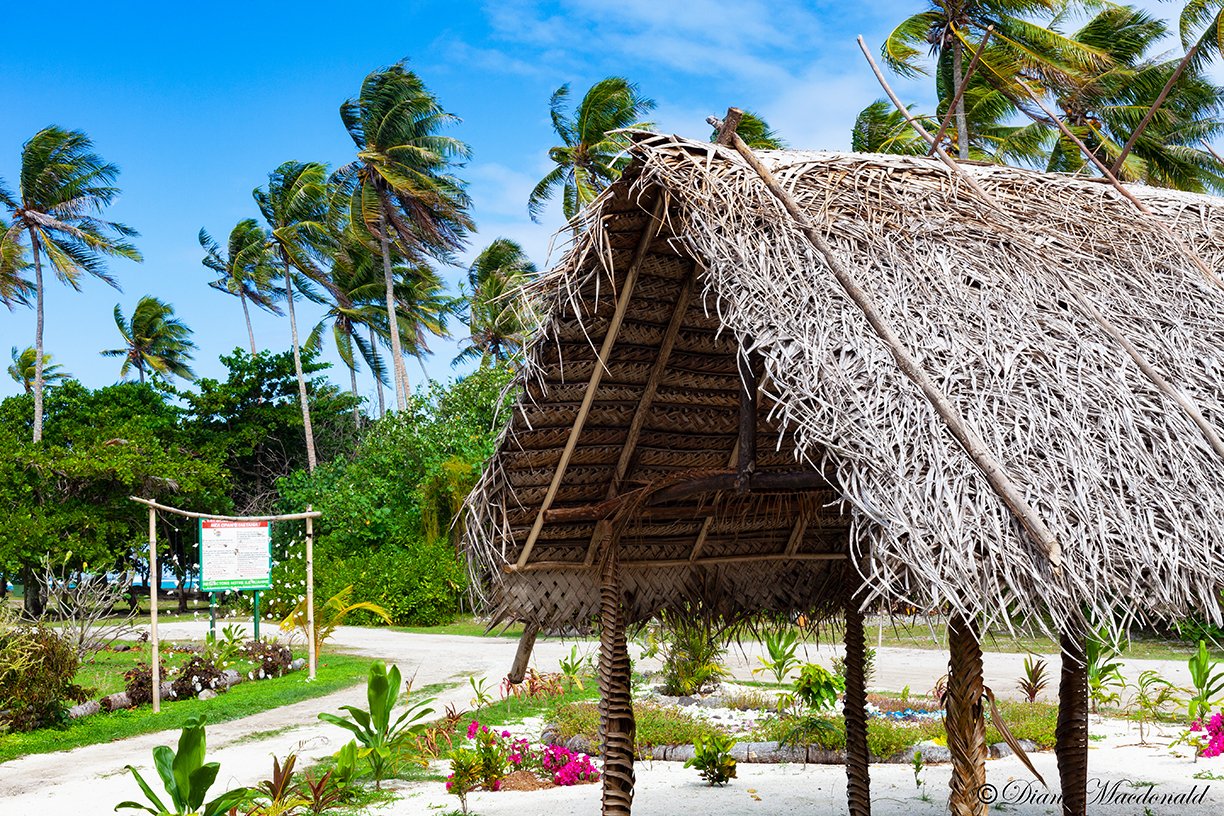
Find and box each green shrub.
[550,701,722,751]
[655,610,728,696]
[0,624,87,732]
[685,733,737,786]
[793,663,844,712]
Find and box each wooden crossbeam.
[582,271,696,566]
[515,196,668,569]
[505,551,847,573]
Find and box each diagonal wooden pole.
[928,27,994,157]
[710,106,1063,570]
[1112,42,1201,174]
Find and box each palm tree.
[708,111,787,149]
[199,219,282,354]
[306,234,390,426]
[101,296,196,383]
[883,1,1106,160]
[337,61,473,413]
[853,101,939,155]
[0,127,141,441]
[455,238,538,366]
[0,216,32,308]
[8,346,68,393]
[254,161,333,472]
[528,77,656,222]
[1026,6,1224,191]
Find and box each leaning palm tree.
[455,238,538,366]
[199,219,282,354]
[0,127,141,441]
[528,77,655,222]
[1024,5,1224,191]
[337,61,473,413]
[394,261,458,366]
[254,161,333,471]
[8,346,68,393]
[708,111,787,149]
[101,296,197,383]
[0,216,32,308]
[883,0,1107,159]
[306,234,390,426]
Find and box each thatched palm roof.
[465,131,1224,635]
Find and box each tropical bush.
[753,629,800,684]
[1017,655,1050,703]
[317,661,435,788]
[685,733,737,786]
[279,585,391,656]
[1188,639,1224,720]
[0,623,87,732]
[171,655,226,700]
[793,663,844,712]
[116,716,251,815]
[655,609,728,696]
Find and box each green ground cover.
[0,650,370,763]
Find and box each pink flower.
[467,720,480,739]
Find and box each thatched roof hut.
[465,127,1224,816]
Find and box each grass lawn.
[0,650,370,764]
[390,615,524,638]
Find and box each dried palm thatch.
[465,130,1224,638]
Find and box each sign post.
[306,505,315,680]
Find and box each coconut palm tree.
[8,346,68,393]
[455,238,538,366]
[101,296,196,383]
[528,77,656,222]
[0,216,32,308]
[306,234,390,426]
[883,1,1106,160]
[1022,6,1224,191]
[0,127,141,441]
[337,61,472,413]
[199,219,282,354]
[708,111,787,149]
[254,161,333,472]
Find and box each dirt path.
[0,621,1200,812]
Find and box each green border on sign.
[198,518,273,593]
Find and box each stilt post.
[946,613,988,816]
[598,543,634,815]
[1056,630,1089,816]
[843,584,872,816]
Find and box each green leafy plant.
[685,733,737,786]
[831,647,876,687]
[331,740,359,791]
[317,661,434,788]
[446,747,482,814]
[656,609,728,696]
[202,624,246,670]
[299,770,344,815]
[281,585,391,658]
[1018,655,1050,703]
[115,716,251,815]
[1188,640,1224,720]
[793,663,845,712]
[752,629,800,684]
[1086,630,1125,714]
[469,676,494,708]
[912,749,928,800]
[558,644,592,690]
[1126,670,1178,745]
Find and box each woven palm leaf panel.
[469,133,1224,638]
[481,181,853,630]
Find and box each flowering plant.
[1192,712,1224,758]
[446,747,481,814]
[447,719,600,800]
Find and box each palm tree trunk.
[952,36,970,161]
[29,230,45,443]
[378,212,410,412]
[138,363,145,385]
[369,324,386,419]
[283,258,318,471]
[240,291,257,355]
[349,361,361,430]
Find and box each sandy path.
[0,620,1203,812]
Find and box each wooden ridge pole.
[710,106,1064,570]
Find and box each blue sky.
[0,0,1185,401]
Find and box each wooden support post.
[148,507,161,714]
[1056,630,1089,816]
[843,584,872,816]
[508,623,540,684]
[306,507,316,681]
[597,540,635,816]
[946,614,988,816]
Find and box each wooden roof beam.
[506,550,847,573]
[515,195,668,569]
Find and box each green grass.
[0,652,370,764]
[389,615,525,638]
[551,700,723,751]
